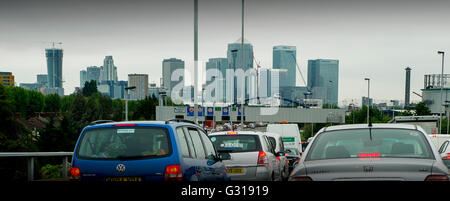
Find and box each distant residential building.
[98,80,128,99]
[20,74,49,91]
[362,96,373,107]
[128,74,148,100]
[100,56,118,83]
[0,72,15,87]
[307,59,339,105]
[80,66,101,88]
[149,83,160,99]
[36,74,48,86]
[20,83,40,91]
[279,86,308,106]
[162,58,185,97]
[273,45,296,88]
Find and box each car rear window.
[210,135,261,153]
[306,128,434,161]
[77,127,171,160]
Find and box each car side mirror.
[218,152,231,161]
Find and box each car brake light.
[358,153,381,158]
[295,158,300,162]
[425,175,449,181]
[70,167,81,180]
[227,131,238,135]
[276,156,280,161]
[442,156,450,160]
[257,151,269,166]
[114,124,136,126]
[290,176,312,181]
[164,165,183,181]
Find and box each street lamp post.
[125,86,136,121]
[365,78,370,124]
[438,51,445,133]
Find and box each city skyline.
[1,0,450,104]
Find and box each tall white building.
[100,56,118,83]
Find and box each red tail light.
[290,176,313,181]
[70,167,81,180]
[276,156,280,161]
[164,165,183,181]
[114,124,136,126]
[257,151,269,166]
[425,175,449,181]
[295,158,300,162]
[358,153,381,158]
[443,156,450,160]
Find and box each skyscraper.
[307,59,339,106]
[273,45,296,88]
[227,38,254,103]
[205,58,228,102]
[80,70,87,88]
[100,56,118,83]
[45,48,63,88]
[86,66,101,84]
[162,58,185,98]
[45,48,64,96]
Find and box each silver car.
[289,124,449,181]
[209,131,282,181]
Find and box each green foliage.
[345,106,392,124]
[44,94,61,112]
[414,102,431,116]
[40,164,62,179]
[82,80,98,97]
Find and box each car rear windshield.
[306,128,434,161]
[210,135,261,153]
[77,127,171,160]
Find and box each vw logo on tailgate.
[116,164,126,173]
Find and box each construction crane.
[412,91,422,98]
[42,41,63,49]
[288,53,313,100]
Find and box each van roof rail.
[90,120,114,125]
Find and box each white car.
[209,131,282,181]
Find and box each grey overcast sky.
[1,0,449,106]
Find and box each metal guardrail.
[0,152,73,181]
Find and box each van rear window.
[77,127,171,160]
[211,135,261,153]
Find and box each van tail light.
[276,156,280,161]
[70,167,81,181]
[289,176,313,181]
[425,175,449,181]
[164,165,183,181]
[442,155,450,160]
[257,151,269,166]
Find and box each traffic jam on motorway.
[69,120,450,182]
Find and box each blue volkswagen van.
[70,120,230,182]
